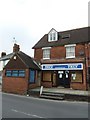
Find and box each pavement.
[29,86,89,96]
[29,86,89,101]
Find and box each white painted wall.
[0,60,9,71]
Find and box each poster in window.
[72,74,76,80]
[59,74,62,78]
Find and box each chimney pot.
[13,43,20,52]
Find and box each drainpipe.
[85,43,89,90]
[88,42,90,88]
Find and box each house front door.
[57,71,70,88]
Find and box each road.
[2,92,88,119]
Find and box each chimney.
[1,52,6,57]
[13,43,20,53]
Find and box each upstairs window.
[42,47,51,59]
[49,33,56,41]
[48,28,58,42]
[65,44,76,58]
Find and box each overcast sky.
[0,0,89,57]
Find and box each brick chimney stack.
[13,43,20,53]
[1,52,6,57]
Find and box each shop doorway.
[57,71,70,88]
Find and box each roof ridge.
[58,26,88,33]
[17,51,40,70]
[16,52,29,68]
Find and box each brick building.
[2,44,41,94]
[33,27,90,90]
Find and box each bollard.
[40,86,43,96]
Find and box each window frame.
[42,47,51,59]
[48,29,58,42]
[18,70,25,77]
[42,71,52,82]
[5,70,25,77]
[65,44,76,59]
[29,69,36,83]
[70,71,83,83]
[6,70,12,77]
[12,70,18,77]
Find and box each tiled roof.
[2,51,41,70]
[0,53,14,61]
[17,51,41,70]
[32,27,90,49]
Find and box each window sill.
[71,81,83,83]
[43,58,50,60]
[48,40,57,42]
[66,56,75,59]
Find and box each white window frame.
[42,47,51,59]
[65,44,76,59]
[48,29,58,42]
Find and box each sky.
[0,0,89,57]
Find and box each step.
[40,91,65,100]
[42,92,65,97]
[40,95,64,100]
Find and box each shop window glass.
[71,71,82,82]
[43,72,51,81]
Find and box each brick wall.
[70,83,87,90]
[34,44,85,61]
[51,46,66,59]
[2,69,29,95]
[75,44,85,57]
[34,43,89,90]
[34,49,42,61]
[41,81,52,88]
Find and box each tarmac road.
[2,92,88,119]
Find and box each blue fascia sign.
[42,63,83,70]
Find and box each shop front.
[41,63,84,90]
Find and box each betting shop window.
[71,71,83,83]
[43,71,51,82]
